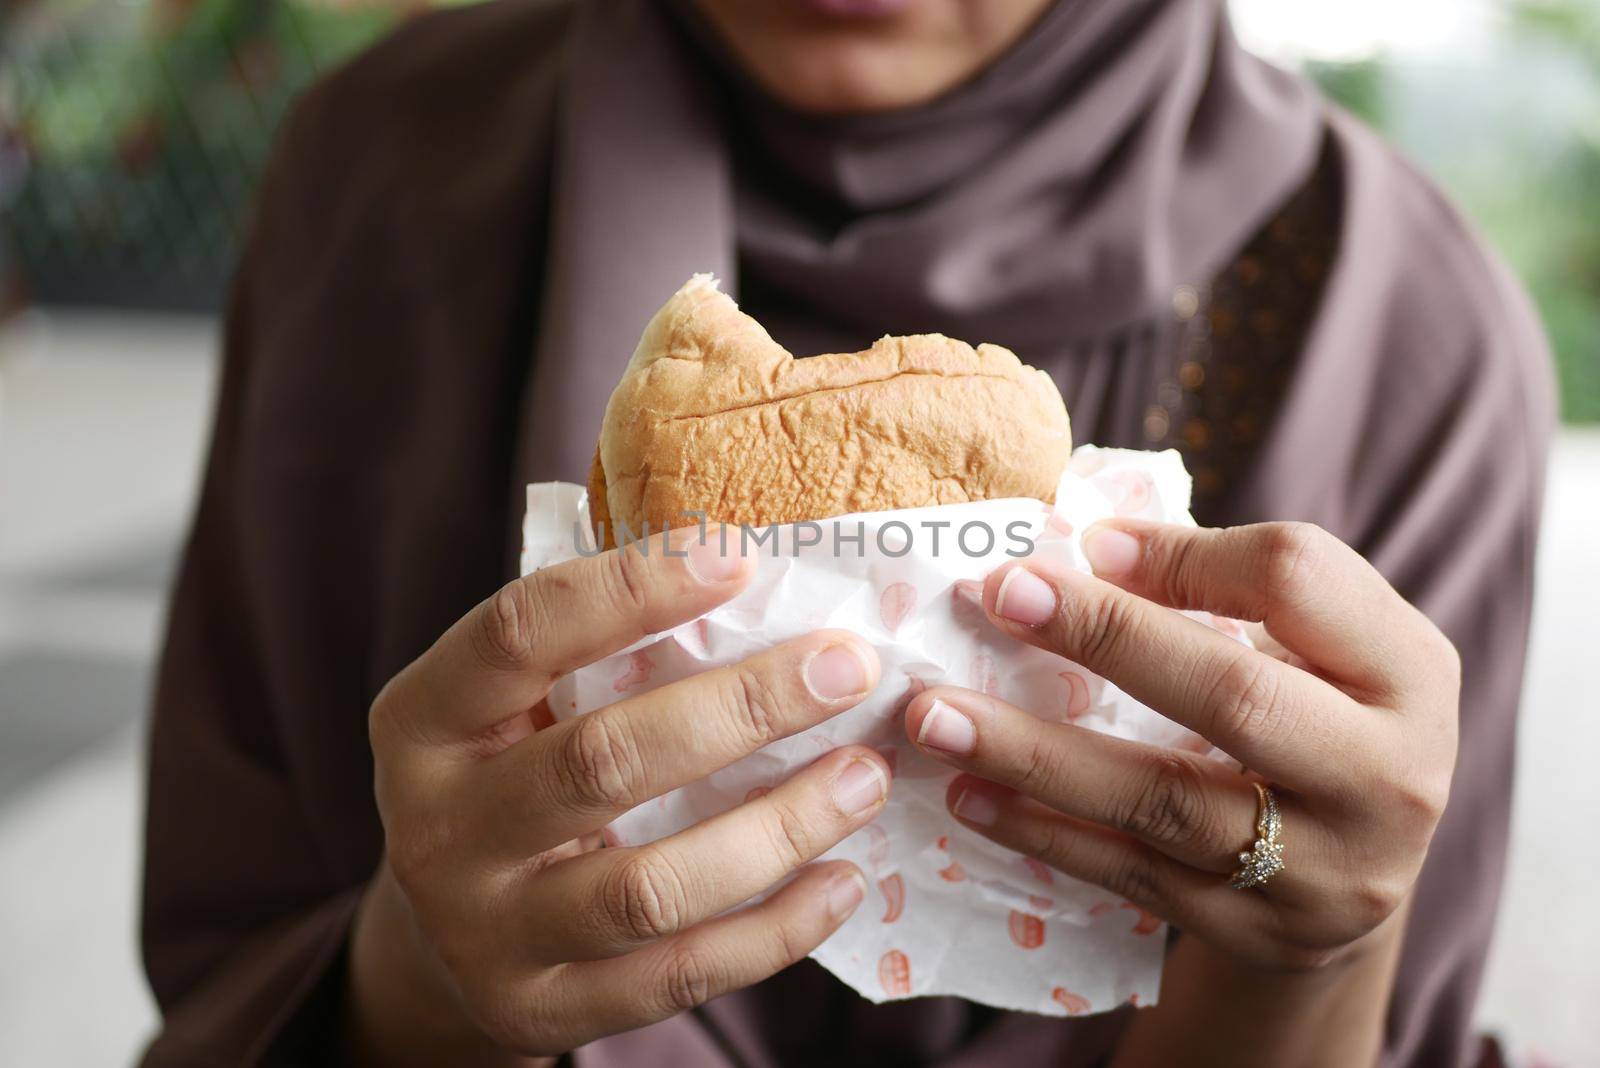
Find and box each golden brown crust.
[588,445,617,552]
[592,274,1072,541]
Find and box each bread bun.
[590,274,1071,549]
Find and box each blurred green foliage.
[1508,0,1600,423]
[1306,58,1388,130]
[1310,2,1600,423]
[1,0,400,308]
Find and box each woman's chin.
[788,0,915,17]
[692,0,1053,115]
[733,50,944,116]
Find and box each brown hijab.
[139,0,1554,1065]
[520,0,1321,486]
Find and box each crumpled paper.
[520,446,1245,1017]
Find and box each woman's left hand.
[904,519,1460,972]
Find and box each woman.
[139,1,1555,1065]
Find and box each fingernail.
[686,530,746,584]
[953,786,999,827]
[832,758,888,816]
[1082,525,1141,576]
[994,567,1057,626]
[827,870,867,918]
[805,643,874,701]
[917,699,976,755]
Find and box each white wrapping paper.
[520,446,1245,1017]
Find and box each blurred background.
[0,0,1596,1064]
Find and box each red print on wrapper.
[952,578,984,608]
[1058,670,1091,720]
[1106,469,1154,516]
[1120,902,1161,935]
[878,874,905,923]
[1008,910,1046,949]
[879,950,912,997]
[1051,987,1091,1015]
[611,650,654,692]
[1022,857,1054,885]
[935,835,967,882]
[879,582,918,635]
[862,823,891,873]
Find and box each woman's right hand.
[347,526,888,1065]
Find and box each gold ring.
[1230,781,1285,890]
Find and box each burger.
[589,274,1072,549]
